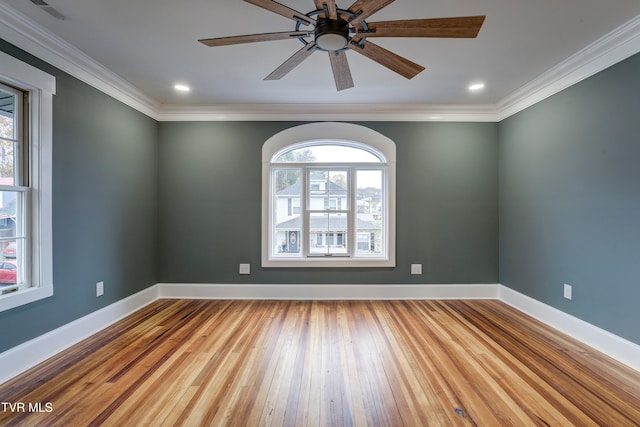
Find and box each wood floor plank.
[448,300,640,425]
[1,299,639,426]
[435,301,593,425]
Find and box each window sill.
[0,286,53,312]
[262,257,395,268]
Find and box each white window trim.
[262,122,396,268]
[0,50,55,312]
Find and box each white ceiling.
[1,0,640,120]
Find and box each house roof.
[276,216,380,231]
[277,179,347,197]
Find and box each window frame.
[0,83,29,291]
[0,51,55,312]
[262,122,396,268]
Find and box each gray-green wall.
[499,53,640,344]
[0,40,159,353]
[157,122,498,284]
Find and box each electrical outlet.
[563,283,572,300]
[410,264,422,275]
[239,263,251,275]
[96,281,104,297]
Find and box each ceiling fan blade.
[243,0,314,25]
[346,0,395,25]
[348,40,424,79]
[358,16,486,38]
[199,31,309,47]
[265,42,317,80]
[328,50,354,91]
[314,0,338,20]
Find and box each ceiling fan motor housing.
[314,18,350,51]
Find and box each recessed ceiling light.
[174,84,190,92]
[468,83,485,91]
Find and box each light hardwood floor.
[1,299,639,426]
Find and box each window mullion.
[269,168,277,258]
[348,168,356,257]
[302,166,309,257]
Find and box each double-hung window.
[262,123,396,268]
[0,83,27,293]
[0,51,55,312]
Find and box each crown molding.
[2,3,639,122]
[155,102,500,122]
[496,14,640,121]
[0,2,160,118]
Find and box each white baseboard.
[0,285,159,384]
[2,282,638,384]
[156,283,500,300]
[498,285,640,372]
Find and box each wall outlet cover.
[96,281,104,297]
[239,263,251,275]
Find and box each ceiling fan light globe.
[316,33,348,51]
[315,18,350,51]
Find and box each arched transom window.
[262,123,395,267]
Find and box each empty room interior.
[1,0,640,425]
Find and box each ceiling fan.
[198,0,485,91]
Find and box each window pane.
[0,88,17,186]
[308,169,348,211]
[0,190,23,286]
[0,191,20,239]
[308,212,348,255]
[0,88,15,138]
[0,139,15,185]
[275,144,382,163]
[356,170,384,255]
[273,169,302,255]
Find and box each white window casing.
[262,122,396,268]
[0,51,55,312]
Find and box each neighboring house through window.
[0,51,54,312]
[262,122,396,267]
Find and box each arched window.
[262,123,395,267]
